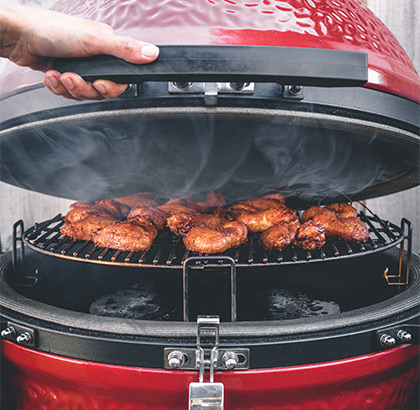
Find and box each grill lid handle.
[54,45,368,87]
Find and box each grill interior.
[22,211,405,269]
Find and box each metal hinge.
[168,82,254,106]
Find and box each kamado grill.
[1,0,419,409]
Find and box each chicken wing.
[114,192,157,209]
[183,220,248,254]
[167,213,225,236]
[185,191,225,212]
[128,206,167,231]
[236,206,299,233]
[294,221,326,250]
[61,213,118,241]
[93,219,158,251]
[260,222,299,251]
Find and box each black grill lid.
[0,49,418,205]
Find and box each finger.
[101,34,159,64]
[92,80,128,99]
[44,71,75,99]
[59,72,105,100]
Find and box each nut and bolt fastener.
[397,330,412,343]
[289,85,303,95]
[1,327,16,339]
[173,81,193,90]
[222,352,239,370]
[168,351,185,369]
[379,334,396,347]
[230,82,250,91]
[16,332,33,345]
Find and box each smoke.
[1,105,417,207]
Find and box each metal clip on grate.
[183,256,237,322]
[383,218,412,289]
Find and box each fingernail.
[93,82,107,94]
[61,76,75,90]
[45,74,58,88]
[142,45,159,58]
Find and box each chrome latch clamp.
[190,316,224,410]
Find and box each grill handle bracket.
[183,256,237,322]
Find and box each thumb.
[101,34,159,64]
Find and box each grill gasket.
[23,212,405,269]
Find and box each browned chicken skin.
[62,192,367,254]
[260,222,299,251]
[61,213,118,241]
[185,191,226,212]
[326,203,357,219]
[167,213,226,236]
[96,199,131,219]
[236,206,299,233]
[302,203,368,243]
[93,219,157,251]
[294,221,326,250]
[183,221,248,254]
[156,198,197,216]
[336,217,369,243]
[127,206,167,231]
[113,192,157,209]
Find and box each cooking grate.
[21,212,406,269]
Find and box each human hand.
[0,2,159,100]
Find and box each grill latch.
[189,316,224,410]
[164,316,250,409]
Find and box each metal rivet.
[222,352,239,370]
[1,327,16,339]
[168,350,185,369]
[230,82,250,91]
[379,334,396,347]
[289,85,303,95]
[397,330,412,343]
[16,332,32,345]
[173,81,193,90]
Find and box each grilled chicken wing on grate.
[113,192,157,209]
[235,206,299,233]
[294,221,326,250]
[167,213,226,236]
[156,198,197,216]
[185,191,226,213]
[302,203,368,243]
[260,221,300,251]
[127,206,167,231]
[183,221,248,254]
[93,218,158,251]
[61,213,119,241]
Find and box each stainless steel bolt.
[173,81,193,90]
[1,327,16,339]
[16,332,32,345]
[230,82,250,91]
[222,352,239,370]
[379,334,396,347]
[289,85,303,95]
[397,330,412,343]
[168,351,185,369]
